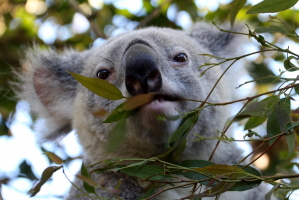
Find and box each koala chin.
[17,22,273,199]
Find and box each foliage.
[1,0,299,199]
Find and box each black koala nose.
[124,43,162,96]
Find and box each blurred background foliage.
[1,0,299,199]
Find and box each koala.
[17,22,269,200]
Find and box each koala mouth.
[138,93,180,118]
[154,94,179,102]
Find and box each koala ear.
[187,22,245,58]
[16,47,88,141]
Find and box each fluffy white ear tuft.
[15,47,89,141]
[186,22,246,58]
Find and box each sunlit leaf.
[44,152,63,165]
[247,0,299,14]
[106,118,127,152]
[80,162,96,194]
[230,0,247,27]
[28,166,62,197]
[123,93,156,111]
[267,107,281,144]
[76,175,99,189]
[193,164,245,176]
[284,56,299,72]
[69,71,125,100]
[254,25,288,34]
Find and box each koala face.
[72,27,216,160]
[19,22,243,163]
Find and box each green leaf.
[123,93,156,111]
[267,98,295,158]
[295,86,299,95]
[28,166,62,197]
[106,118,127,152]
[284,56,299,72]
[247,0,299,14]
[120,165,170,181]
[230,165,262,191]
[103,103,136,123]
[137,186,155,200]
[180,160,214,183]
[254,25,288,34]
[230,0,247,27]
[287,120,299,130]
[81,162,96,194]
[180,160,214,168]
[167,112,198,148]
[193,164,245,176]
[237,96,279,118]
[44,152,63,165]
[244,116,267,130]
[69,71,125,100]
[267,107,281,144]
[278,98,295,159]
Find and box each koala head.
[18,22,244,163]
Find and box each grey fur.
[16,22,271,199]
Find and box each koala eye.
[96,69,111,79]
[173,53,188,62]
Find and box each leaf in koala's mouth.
[123,93,157,110]
[123,93,178,110]
[154,94,178,102]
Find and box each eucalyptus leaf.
[103,103,136,123]
[267,98,295,159]
[69,71,125,100]
[247,0,299,14]
[230,0,247,27]
[167,112,198,148]
[230,165,262,191]
[120,165,170,181]
[244,116,267,130]
[28,166,62,197]
[44,151,63,165]
[180,160,214,183]
[123,93,156,111]
[237,96,279,118]
[254,25,288,35]
[284,56,299,72]
[81,162,96,194]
